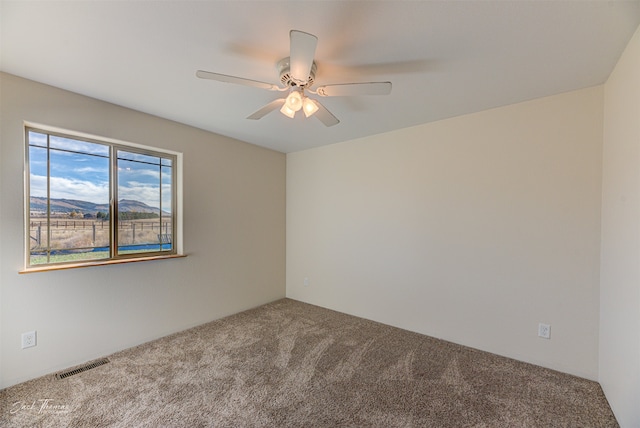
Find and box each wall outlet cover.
[22,331,37,349]
[538,323,551,339]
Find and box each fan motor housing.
[277,57,316,88]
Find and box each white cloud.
[74,166,106,174]
[118,168,161,181]
[118,184,158,206]
[30,174,109,204]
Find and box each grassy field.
[29,251,110,265]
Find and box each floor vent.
[55,358,110,380]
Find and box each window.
[25,126,179,269]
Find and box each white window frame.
[22,123,184,272]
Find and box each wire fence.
[29,219,172,248]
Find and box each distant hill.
[30,197,165,216]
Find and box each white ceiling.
[2,1,639,153]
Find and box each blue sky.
[29,131,172,210]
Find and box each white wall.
[600,25,640,428]
[0,73,286,389]
[287,87,603,380]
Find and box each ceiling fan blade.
[315,82,392,97]
[289,30,318,85]
[247,98,286,120]
[196,70,280,91]
[313,100,340,127]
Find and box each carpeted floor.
[0,298,618,427]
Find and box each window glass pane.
[49,148,110,201]
[29,146,48,199]
[50,135,109,157]
[29,131,48,148]
[160,164,173,251]
[117,150,162,255]
[46,148,110,262]
[29,145,49,265]
[117,151,161,165]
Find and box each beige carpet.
[0,298,617,427]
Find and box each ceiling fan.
[196,30,392,127]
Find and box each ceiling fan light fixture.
[302,97,319,117]
[285,89,303,112]
[280,103,296,119]
[197,30,392,127]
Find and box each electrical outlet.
[538,323,551,339]
[303,277,310,287]
[22,331,37,349]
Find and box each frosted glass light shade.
[280,104,296,118]
[302,97,319,117]
[285,90,303,112]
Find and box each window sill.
[19,254,187,274]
